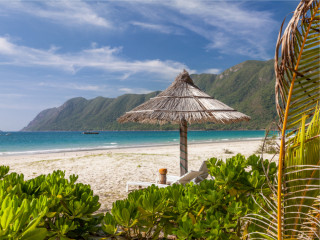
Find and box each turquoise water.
[0,131,266,155]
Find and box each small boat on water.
[82,131,99,134]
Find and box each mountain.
[23,60,278,131]
[192,59,277,130]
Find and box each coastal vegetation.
[23,60,277,132]
[0,167,102,240]
[101,154,277,239]
[255,135,279,155]
[0,154,277,239]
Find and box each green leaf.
[20,228,47,240]
[19,207,48,239]
[46,212,56,218]
[121,208,130,226]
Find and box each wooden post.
[159,168,167,184]
[180,119,188,176]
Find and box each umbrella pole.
[180,119,188,176]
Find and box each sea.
[0,130,266,156]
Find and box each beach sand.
[0,139,277,212]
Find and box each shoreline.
[0,137,265,157]
[0,139,277,212]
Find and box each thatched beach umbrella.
[118,70,250,176]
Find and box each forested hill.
[22,59,278,131]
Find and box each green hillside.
[192,59,277,130]
[23,60,278,131]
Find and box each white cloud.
[176,1,276,59]
[204,68,221,74]
[36,82,154,96]
[0,37,192,79]
[123,0,277,59]
[0,37,16,55]
[0,0,278,59]
[0,0,281,68]
[38,82,106,92]
[0,0,111,28]
[130,22,182,34]
[119,87,152,94]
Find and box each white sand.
[0,139,277,212]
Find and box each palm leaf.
[275,0,320,238]
[282,108,320,239]
[244,107,320,240]
[275,0,319,130]
[244,1,320,239]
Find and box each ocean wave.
[0,145,119,156]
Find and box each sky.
[0,0,299,131]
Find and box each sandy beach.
[0,139,277,212]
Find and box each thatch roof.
[118,70,250,124]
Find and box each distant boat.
[82,131,99,134]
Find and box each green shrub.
[0,166,102,240]
[0,154,277,239]
[0,166,9,179]
[0,195,48,240]
[101,154,277,239]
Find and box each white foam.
[0,145,120,156]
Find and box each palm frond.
[275,0,320,130]
[275,1,320,238]
[282,107,320,239]
[244,0,320,239]
[244,106,320,239]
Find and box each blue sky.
[0,0,298,130]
